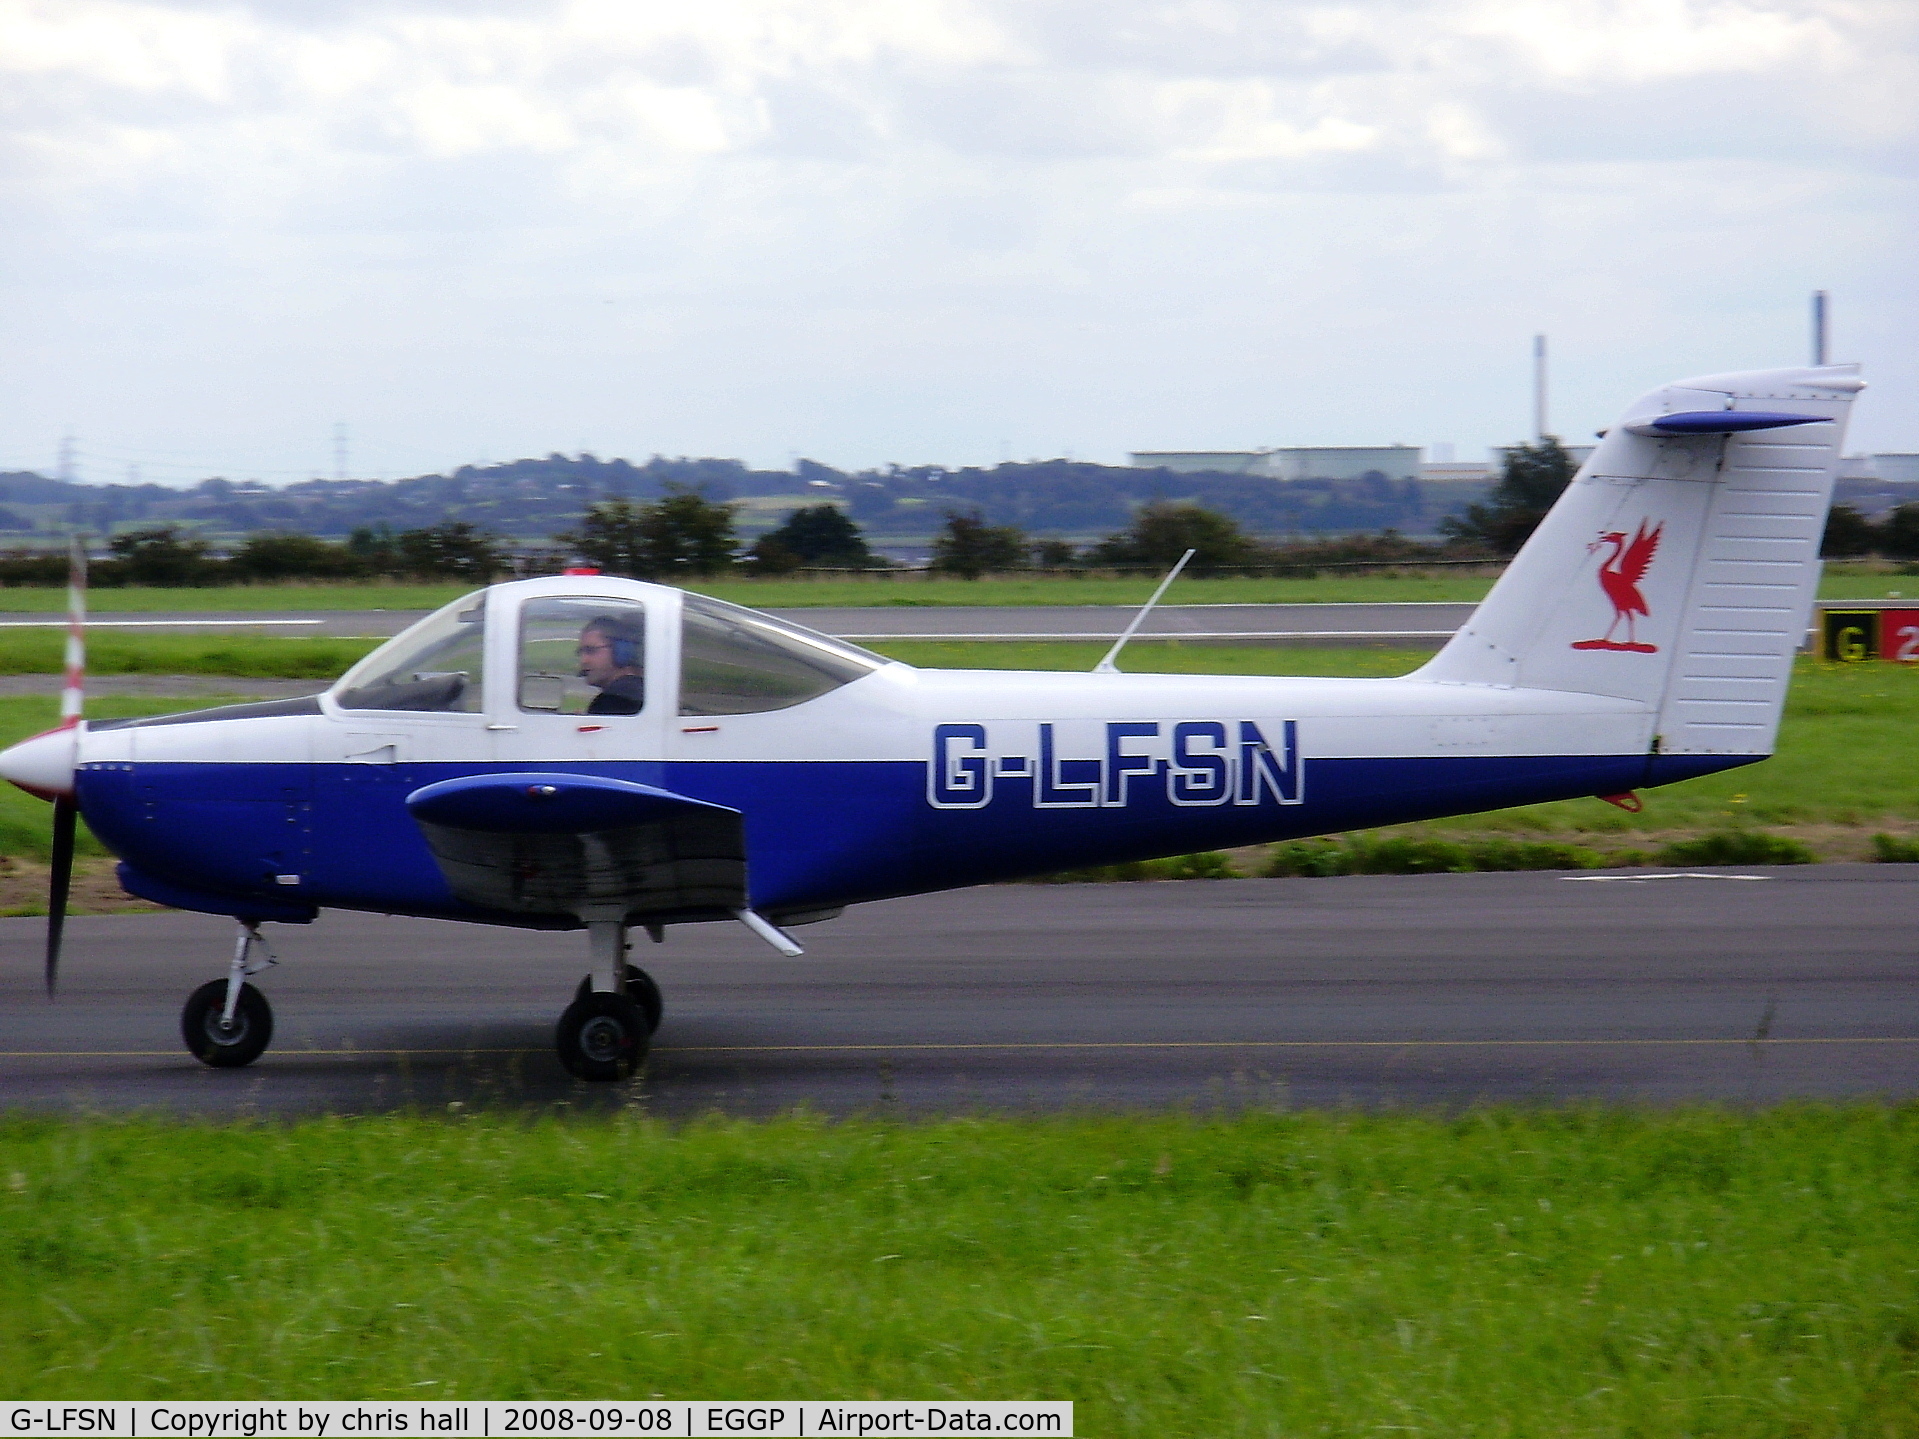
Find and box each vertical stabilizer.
[1415,364,1864,757]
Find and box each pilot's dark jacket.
[587,673,645,715]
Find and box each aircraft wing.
[405,772,746,922]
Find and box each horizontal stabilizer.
[406,772,738,834]
[1626,411,1827,436]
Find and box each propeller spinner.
[0,538,88,997]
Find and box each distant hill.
[0,453,1478,545]
[836,459,1450,538]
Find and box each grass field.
[0,630,380,678]
[0,583,479,613]
[1,1108,1913,1427]
[0,565,1913,611]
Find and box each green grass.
[868,640,1425,677]
[693,573,1501,607]
[0,630,379,678]
[0,575,1492,612]
[1873,833,1919,862]
[0,565,1910,612]
[0,583,476,613]
[1266,835,1636,876]
[1,1109,1913,1428]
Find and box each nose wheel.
[181,921,278,1069]
[181,979,273,1067]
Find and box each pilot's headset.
[586,615,644,669]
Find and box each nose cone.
[0,723,79,799]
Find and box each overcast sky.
[1,0,1913,486]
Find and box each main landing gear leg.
[181,921,276,1069]
[555,914,652,1081]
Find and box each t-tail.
[1414,364,1864,761]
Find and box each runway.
[1,602,1474,644]
[3,866,1913,1117]
[0,596,1863,651]
[768,602,1471,645]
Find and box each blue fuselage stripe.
[78,751,1755,923]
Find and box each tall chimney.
[1533,334,1548,440]
[1812,291,1830,367]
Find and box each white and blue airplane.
[0,363,1864,1079]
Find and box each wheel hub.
[578,1014,629,1063]
[204,1012,247,1045]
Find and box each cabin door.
[488,591,670,779]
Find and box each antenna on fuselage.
[1094,548,1196,675]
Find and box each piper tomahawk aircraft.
[0,364,1864,1079]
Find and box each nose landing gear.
[182,921,277,1068]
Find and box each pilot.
[577,616,645,715]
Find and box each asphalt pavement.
[3,866,1912,1117]
[771,602,1471,645]
[0,603,1474,643]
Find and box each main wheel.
[180,979,274,1069]
[556,990,649,1081]
[623,964,664,1033]
[574,969,664,1033]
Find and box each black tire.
[574,968,664,1033]
[624,964,664,1033]
[181,979,273,1069]
[556,990,648,1081]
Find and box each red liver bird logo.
[1572,519,1663,653]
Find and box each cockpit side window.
[679,593,884,716]
[518,596,647,716]
[334,595,487,713]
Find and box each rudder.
[1415,364,1864,758]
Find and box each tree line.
[0,522,506,587]
[0,449,1449,541]
[564,451,1736,577]
[0,436,1899,586]
[0,492,1482,588]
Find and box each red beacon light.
[563,566,601,576]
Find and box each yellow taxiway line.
[1,1036,1915,1059]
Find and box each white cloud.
[0,0,1912,481]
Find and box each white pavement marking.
[1562,872,1772,882]
[842,629,1459,641]
[0,618,323,628]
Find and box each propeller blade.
[46,536,85,998]
[46,795,75,998]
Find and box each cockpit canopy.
[678,592,881,715]
[331,584,887,717]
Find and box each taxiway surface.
[0,602,1474,643]
[3,867,1913,1117]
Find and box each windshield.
[334,593,487,713]
[679,593,885,716]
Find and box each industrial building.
[1129,446,1422,483]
